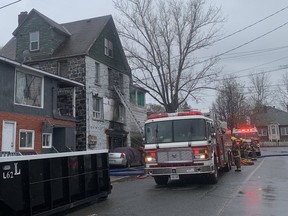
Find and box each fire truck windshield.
[145,119,206,144]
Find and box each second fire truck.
[144,111,232,185]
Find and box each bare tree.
[277,72,288,111]
[212,76,249,130]
[113,0,224,112]
[248,72,272,108]
[147,103,166,115]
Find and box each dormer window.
[104,38,113,57]
[30,31,39,51]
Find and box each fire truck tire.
[154,176,169,185]
[224,152,232,172]
[207,157,219,184]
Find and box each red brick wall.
[0,112,76,153]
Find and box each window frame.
[280,127,288,135]
[119,103,125,122]
[95,62,100,84]
[29,31,39,51]
[19,129,35,150]
[104,38,113,58]
[42,133,52,148]
[14,70,44,108]
[92,96,103,120]
[57,60,69,78]
[259,128,268,136]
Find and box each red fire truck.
[232,127,261,156]
[143,111,232,185]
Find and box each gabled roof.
[254,106,288,126]
[0,9,112,60]
[55,15,111,57]
[0,55,83,87]
[13,9,71,37]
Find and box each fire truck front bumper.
[145,164,216,177]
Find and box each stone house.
[0,9,146,151]
[0,56,83,154]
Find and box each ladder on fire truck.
[114,85,143,135]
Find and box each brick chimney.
[18,11,28,26]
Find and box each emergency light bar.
[233,127,257,133]
[148,111,203,120]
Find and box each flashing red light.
[193,149,200,154]
[178,111,203,116]
[150,152,156,157]
[148,113,169,119]
[148,111,203,119]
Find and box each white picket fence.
[261,141,288,147]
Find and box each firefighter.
[239,138,248,159]
[249,139,257,161]
[231,136,241,172]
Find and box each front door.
[2,121,16,152]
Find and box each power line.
[215,5,288,43]
[0,0,22,10]
[205,20,288,64]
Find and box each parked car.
[109,147,143,168]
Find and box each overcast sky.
[1,0,288,110]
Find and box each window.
[137,92,145,107]
[19,130,34,149]
[108,68,113,86]
[271,125,276,135]
[258,128,267,136]
[280,127,288,135]
[92,96,103,120]
[119,104,125,122]
[104,38,113,57]
[42,133,52,148]
[30,31,39,51]
[58,61,69,78]
[15,70,43,107]
[95,62,100,84]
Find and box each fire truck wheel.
[207,157,219,184]
[224,152,232,172]
[154,176,169,185]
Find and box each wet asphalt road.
[64,147,288,216]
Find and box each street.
[64,147,288,216]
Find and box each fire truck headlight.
[199,154,206,159]
[145,156,153,162]
[194,154,206,159]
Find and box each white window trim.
[42,133,52,148]
[29,31,39,51]
[281,127,288,135]
[14,69,44,109]
[92,96,103,120]
[19,129,35,150]
[259,128,267,136]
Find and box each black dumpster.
[0,150,111,216]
